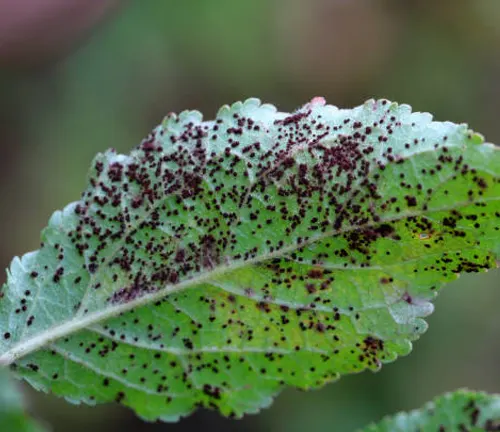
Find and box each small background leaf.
[360,390,500,431]
[0,368,47,432]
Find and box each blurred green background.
[1,1,499,431]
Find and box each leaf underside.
[0,98,499,421]
[360,390,500,431]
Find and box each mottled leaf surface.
[0,98,499,421]
[360,390,500,431]
[0,368,46,432]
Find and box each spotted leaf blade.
[360,390,500,431]
[0,98,499,421]
[0,369,47,432]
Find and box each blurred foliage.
[0,1,499,431]
[0,369,46,432]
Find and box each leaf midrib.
[1,194,498,367]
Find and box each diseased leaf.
[0,98,499,421]
[0,368,47,432]
[360,390,500,431]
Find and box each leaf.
[0,368,47,432]
[0,98,499,421]
[359,390,500,431]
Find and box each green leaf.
[0,368,47,432]
[360,390,500,431]
[0,98,499,421]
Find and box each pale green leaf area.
[361,390,500,432]
[0,368,47,432]
[0,98,498,421]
